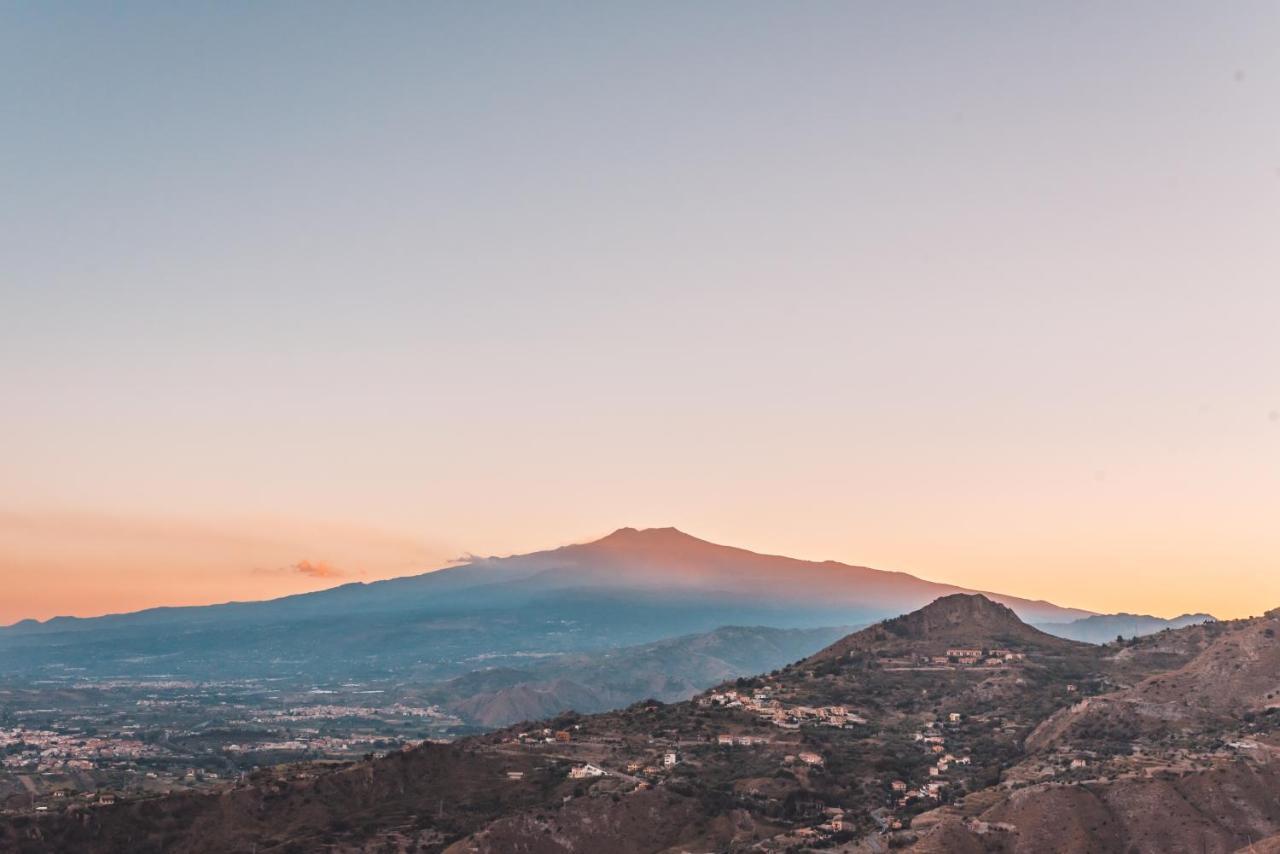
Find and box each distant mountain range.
[0,527,1094,681]
[1036,611,1216,644]
[0,527,1205,692]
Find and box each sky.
[2,2,1278,625]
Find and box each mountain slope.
[1027,609,1280,751]
[434,624,851,726]
[0,528,1091,683]
[459,526,1093,623]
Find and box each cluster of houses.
[890,775,948,806]
[512,727,576,745]
[221,733,391,755]
[0,727,166,772]
[568,751,681,781]
[265,702,447,722]
[698,688,867,730]
[791,807,850,840]
[925,647,1027,667]
[883,717,976,813]
[1032,755,1090,779]
[568,763,607,779]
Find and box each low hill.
[808,593,1088,664]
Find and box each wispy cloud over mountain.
[291,559,346,579]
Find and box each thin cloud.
[253,559,350,579]
[292,559,345,579]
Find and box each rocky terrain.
[6,593,1277,853]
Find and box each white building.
[569,763,606,779]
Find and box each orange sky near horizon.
[3,499,1277,626]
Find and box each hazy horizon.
[3,2,1278,623]
[0,524,1231,627]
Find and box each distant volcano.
[0,527,1092,685]
[455,526,1094,624]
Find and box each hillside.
[431,625,850,726]
[1026,609,1280,752]
[906,609,1280,853]
[810,594,1087,664]
[7,593,1270,853]
[0,594,1112,852]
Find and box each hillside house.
[891,780,908,792]
[717,734,735,746]
[663,751,679,767]
[555,730,571,742]
[568,763,606,779]
[798,752,824,766]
